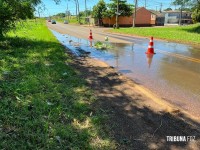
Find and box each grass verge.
[52,16,86,25]
[109,24,200,45]
[0,20,115,149]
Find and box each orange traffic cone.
[88,29,93,40]
[146,37,155,54]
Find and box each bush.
[192,9,200,23]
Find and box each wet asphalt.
[48,22,200,119]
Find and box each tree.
[54,13,66,18]
[84,10,92,17]
[107,0,133,28]
[92,0,107,26]
[102,9,114,27]
[78,10,92,18]
[0,0,40,38]
[192,8,200,22]
[192,0,200,23]
[172,0,200,22]
[78,11,85,18]
[190,0,200,22]
[0,0,60,38]
[36,2,46,18]
[108,0,133,17]
[172,0,190,6]
[164,8,172,11]
[172,0,190,25]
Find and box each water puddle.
[51,29,200,117]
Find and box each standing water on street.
[51,29,200,118]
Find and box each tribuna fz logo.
[166,136,196,142]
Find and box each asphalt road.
[47,22,137,43]
[47,22,200,119]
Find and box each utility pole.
[145,0,146,8]
[76,0,80,24]
[66,3,69,21]
[74,0,80,23]
[74,0,77,20]
[133,0,138,27]
[115,0,119,28]
[179,5,183,25]
[85,0,87,23]
[159,3,162,13]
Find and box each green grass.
[0,20,116,149]
[109,24,200,45]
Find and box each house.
[102,7,156,27]
[164,10,193,25]
[149,10,165,26]
[155,13,165,26]
[86,16,95,26]
[133,7,156,27]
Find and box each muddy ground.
[67,50,200,150]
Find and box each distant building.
[133,7,156,27]
[102,8,192,27]
[87,15,95,26]
[102,7,156,27]
[149,10,165,26]
[155,13,165,26]
[164,10,193,25]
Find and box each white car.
[64,20,68,24]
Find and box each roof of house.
[134,7,157,15]
[148,10,165,16]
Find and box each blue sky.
[35,0,176,17]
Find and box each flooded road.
[50,28,200,118]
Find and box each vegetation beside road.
[109,24,200,45]
[52,16,85,24]
[0,20,115,149]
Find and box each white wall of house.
[164,11,192,25]
[164,12,179,24]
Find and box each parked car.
[64,20,68,24]
[51,20,56,24]
[48,19,51,22]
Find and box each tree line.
[0,0,200,38]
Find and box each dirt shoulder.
[68,50,200,149]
